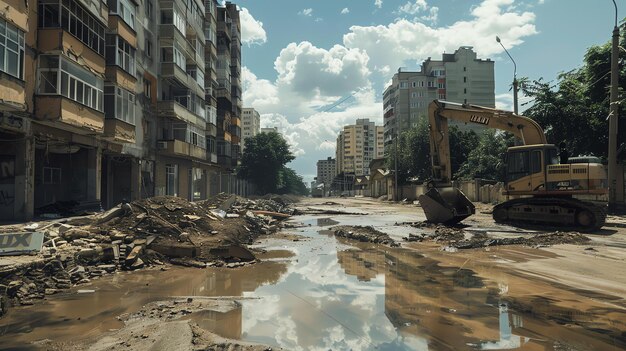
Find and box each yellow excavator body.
[420,100,608,229]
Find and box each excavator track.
[493,197,607,231]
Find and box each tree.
[277,167,309,195]
[520,32,626,159]
[385,118,431,185]
[449,126,479,176]
[237,132,295,194]
[456,131,513,181]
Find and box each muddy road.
[1,197,626,350]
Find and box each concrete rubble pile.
[0,194,296,317]
[333,225,400,247]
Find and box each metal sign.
[0,232,44,256]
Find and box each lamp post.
[496,36,519,115]
[608,0,620,210]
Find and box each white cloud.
[341,8,350,14]
[375,0,383,9]
[495,93,513,111]
[398,0,428,15]
[239,8,266,46]
[344,0,537,76]
[241,0,538,181]
[299,8,313,16]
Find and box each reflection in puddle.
[1,214,625,351]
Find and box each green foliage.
[521,33,626,159]
[277,167,309,195]
[456,131,512,181]
[385,118,431,184]
[449,126,479,176]
[237,132,295,194]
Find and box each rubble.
[333,226,400,247]
[0,194,296,317]
[402,223,591,250]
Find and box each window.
[38,55,104,111]
[145,39,152,58]
[106,35,135,76]
[427,81,434,88]
[0,18,25,79]
[145,0,152,19]
[464,88,467,94]
[411,92,416,98]
[43,167,61,184]
[438,93,446,99]
[399,81,408,89]
[108,0,136,29]
[463,76,467,83]
[166,164,178,196]
[507,151,530,182]
[438,83,445,89]
[411,81,416,88]
[39,0,105,56]
[144,79,151,98]
[419,81,424,87]
[104,85,135,124]
[531,150,542,173]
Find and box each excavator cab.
[419,187,475,224]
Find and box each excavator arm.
[427,100,547,185]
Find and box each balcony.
[107,16,137,47]
[161,62,204,97]
[35,96,104,134]
[217,21,231,41]
[105,66,137,92]
[104,117,135,143]
[0,74,26,112]
[157,139,207,161]
[38,29,105,75]
[157,101,205,129]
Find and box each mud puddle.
[1,214,625,350]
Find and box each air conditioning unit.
[157,141,168,149]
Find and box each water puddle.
[1,214,625,350]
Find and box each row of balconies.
[2,1,235,167]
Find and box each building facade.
[335,119,384,177]
[316,157,336,188]
[383,46,495,153]
[241,107,260,151]
[0,0,245,222]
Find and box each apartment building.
[215,2,242,170]
[0,0,243,221]
[241,107,260,151]
[382,46,495,153]
[335,119,384,177]
[316,157,336,187]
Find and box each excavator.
[418,100,608,230]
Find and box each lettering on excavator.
[469,115,490,125]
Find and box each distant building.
[336,119,384,176]
[241,108,260,151]
[383,46,495,153]
[316,157,336,188]
[261,127,279,134]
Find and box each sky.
[234,0,616,184]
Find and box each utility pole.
[608,0,620,211]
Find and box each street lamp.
[496,36,519,115]
[608,0,620,211]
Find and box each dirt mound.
[333,225,399,247]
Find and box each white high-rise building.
[241,108,260,151]
[335,119,384,176]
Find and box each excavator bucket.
[418,188,475,224]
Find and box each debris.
[333,226,399,247]
[77,289,96,294]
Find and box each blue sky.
[235,0,615,184]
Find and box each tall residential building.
[335,119,384,176]
[215,2,242,170]
[241,108,260,151]
[383,46,494,153]
[0,0,244,222]
[316,157,336,187]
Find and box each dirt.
[45,297,280,351]
[333,225,400,247]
